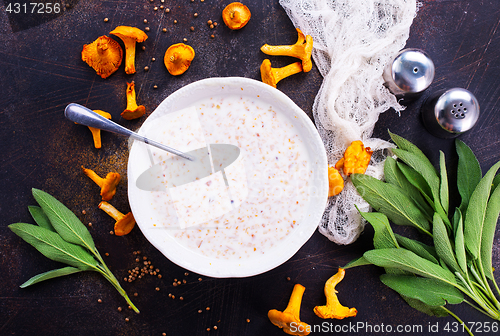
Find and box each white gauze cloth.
[279,0,418,244]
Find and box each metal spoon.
[64,103,195,161]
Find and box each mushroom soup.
[145,94,312,259]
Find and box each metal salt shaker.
[421,88,480,138]
[383,48,435,102]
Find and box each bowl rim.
[127,77,328,278]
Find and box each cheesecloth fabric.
[279,0,419,244]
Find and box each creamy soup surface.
[146,95,312,259]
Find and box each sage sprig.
[9,189,139,313]
[349,132,500,336]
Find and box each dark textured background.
[1,0,499,335]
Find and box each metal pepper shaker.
[383,48,435,102]
[421,88,480,138]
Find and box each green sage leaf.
[352,174,431,234]
[384,158,434,220]
[464,161,500,259]
[396,162,435,207]
[358,210,399,249]
[363,248,457,285]
[433,213,461,273]
[395,234,439,264]
[20,267,82,288]
[402,297,449,317]
[343,256,371,269]
[439,151,449,215]
[32,188,95,252]
[380,274,464,306]
[389,131,430,162]
[453,209,467,274]
[493,174,500,191]
[456,140,482,212]
[392,148,440,201]
[480,182,500,280]
[28,205,54,232]
[8,223,98,271]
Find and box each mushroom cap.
[164,43,195,76]
[268,310,310,335]
[121,105,146,120]
[110,26,148,43]
[82,35,123,79]
[260,59,276,88]
[114,212,136,236]
[100,172,121,201]
[222,2,251,30]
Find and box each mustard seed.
[134,292,138,297]
[171,295,175,299]
[154,6,158,11]
[174,20,178,24]
[190,26,195,32]
[162,28,167,32]
[158,274,162,279]
[118,307,122,311]
[179,296,184,300]
[206,328,210,331]
[165,8,170,13]
[155,287,160,291]
[198,309,202,313]
[207,20,212,25]
[98,299,102,303]
[142,46,146,50]
[210,34,215,39]
[145,27,150,32]
[160,5,164,9]
[105,253,109,256]
[153,85,158,89]
[246,319,250,323]
[110,231,114,235]
[161,0,165,2]
[194,13,198,17]
[184,272,189,276]
[88,222,92,227]
[144,19,148,24]
[104,18,109,23]
[82,210,86,214]
[209,24,214,29]
[125,317,129,322]
[136,258,140,262]
[286,277,291,281]
[206,307,210,311]
[213,22,218,27]
[183,38,187,42]
[213,326,218,330]
[198,277,202,281]
[163,333,166,336]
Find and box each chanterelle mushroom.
[164,43,195,76]
[85,110,111,148]
[222,2,251,30]
[99,201,136,236]
[82,35,123,78]
[121,81,146,120]
[261,28,313,72]
[260,59,302,88]
[268,284,311,335]
[313,268,357,319]
[110,26,148,74]
[82,166,121,201]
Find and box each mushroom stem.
[99,201,125,221]
[283,284,306,318]
[82,166,104,187]
[122,38,138,74]
[121,82,146,120]
[260,59,303,88]
[261,28,313,72]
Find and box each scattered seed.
[206,307,210,311]
[145,27,150,32]
[110,231,114,235]
[137,251,141,255]
[118,307,122,311]
[153,85,158,89]
[201,0,204,2]
[104,18,109,23]
[173,282,178,287]
[105,253,109,256]
[144,19,148,24]
[142,46,146,50]
[162,333,166,336]
[286,277,291,281]
[169,293,172,297]
[194,12,198,17]
[209,24,214,29]
[210,34,215,39]
[190,26,195,32]
[179,296,184,300]
[136,258,140,262]
[88,222,92,227]
[154,6,158,10]
[246,319,250,323]
[207,20,213,25]
[213,22,218,27]
[182,279,187,284]
[206,328,210,331]
[134,293,138,297]
[165,8,170,13]
[128,305,132,310]
[184,272,189,276]
[171,295,175,299]
[162,28,167,32]
[158,274,162,279]
[82,210,86,214]
[98,299,102,303]
[155,287,160,291]
[174,20,178,24]
[161,0,165,2]
[198,277,202,281]
[213,326,218,330]
[183,38,187,42]
[125,317,130,322]
[160,5,164,9]
[198,309,202,313]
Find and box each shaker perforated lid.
[383,48,435,96]
[421,88,480,138]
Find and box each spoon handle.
[64,103,194,161]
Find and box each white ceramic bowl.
[128,77,328,278]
